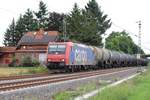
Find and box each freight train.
[46,42,148,72]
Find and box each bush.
[32,59,40,67]
[21,56,41,67]
[22,56,33,67]
[9,57,17,67]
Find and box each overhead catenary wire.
[111,22,150,52]
[0,7,19,15]
[112,22,138,37]
[141,46,150,51]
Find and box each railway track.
[0,67,136,92]
[0,67,132,81]
[0,73,50,81]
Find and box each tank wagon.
[46,42,148,72]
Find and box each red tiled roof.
[0,47,16,52]
[17,30,60,47]
[26,30,59,36]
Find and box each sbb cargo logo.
[75,49,87,64]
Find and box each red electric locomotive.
[46,42,96,72]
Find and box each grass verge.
[53,80,110,100]
[90,67,150,100]
[0,66,48,77]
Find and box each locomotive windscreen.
[48,44,66,54]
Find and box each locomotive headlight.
[61,59,65,62]
[48,59,51,61]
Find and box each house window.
[33,32,36,35]
[23,46,26,49]
[16,59,19,64]
[5,59,10,64]
[44,32,48,35]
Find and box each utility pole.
[137,20,141,59]
[63,18,67,41]
[103,33,106,49]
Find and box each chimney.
[39,28,44,34]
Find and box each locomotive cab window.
[48,44,66,54]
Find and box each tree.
[14,9,38,46]
[47,12,64,32]
[14,15,25,45]
[80,10,103,46]
[66,3,84,41]
[85,0,111,33]
[66,3,101,45]
[66,1,111,46]
[22,9,38,31]
[84,0,111,45]
[105,31,144,54]
[3,19,16,46]
[34,0,48,29]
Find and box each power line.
[141,46,150,51]
[0,7,19,15]
[112,22,138,37]
[111,22,150,52]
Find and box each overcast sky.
[0,0,150,53]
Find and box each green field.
[90,67,150,100]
